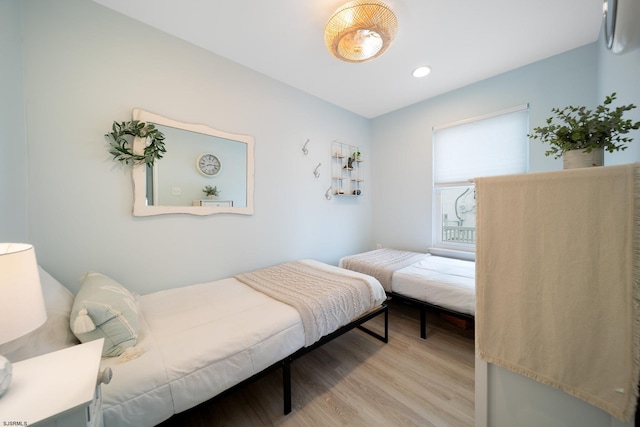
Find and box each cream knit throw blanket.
[340,249,426,291]
[476,163,640,422]
[236,261,375,346]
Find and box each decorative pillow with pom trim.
[70,272,139,357]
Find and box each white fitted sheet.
[392,254,476,315]
[101,277,304,427]
[100,260,386,427]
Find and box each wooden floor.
[157,299,475,427]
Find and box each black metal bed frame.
[209,303,388,415]
[387,292,474,339]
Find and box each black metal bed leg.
[282,304,387,415]
[356,304,389,343]
[420,306,426,339]
[283,359,292,415]
[383,304,389,343]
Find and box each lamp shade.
[325,0,398,63]
[0,243,47,345]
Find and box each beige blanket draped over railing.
[475,163,640,422]
[235,260,376,346]
[340,248,426,291]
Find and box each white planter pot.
[562,148,604,169]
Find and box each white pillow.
[0,267,78,362]
[70,272,139,357]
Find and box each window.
[432,105,529,253]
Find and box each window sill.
[428,247,476,262]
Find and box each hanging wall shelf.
[331,140,363,196]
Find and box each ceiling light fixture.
[412,66,432,78]
[324,0,398,63]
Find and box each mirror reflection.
[150,124,247,207]
[132,109,255,216]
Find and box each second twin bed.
[340,248,476,338]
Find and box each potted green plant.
[202,185,220,199]
[528,93,640,169]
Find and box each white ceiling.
[92,0,604,118]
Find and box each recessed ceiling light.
[412,66,431,78]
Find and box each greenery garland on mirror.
[105,120,166,166]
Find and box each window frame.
[433,183,477,252]
[432,104,529,254]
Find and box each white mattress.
[392,254,476,315]
[101,277,304,427]
[100,260,386,427]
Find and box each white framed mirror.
[131,109,255,216]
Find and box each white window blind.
[433,105,529,185]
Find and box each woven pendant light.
[325,0,398,63]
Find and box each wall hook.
[302,138,310,155]
[325,186,333,200]
[314,163,321,178]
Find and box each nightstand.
[0,338,108,427]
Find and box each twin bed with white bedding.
[100,259,387,426]
[1,260,387,427]
[340,248,475,338]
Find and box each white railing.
[443,226,476,244]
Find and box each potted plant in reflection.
[203,185,220,199]
[528,93,640,169]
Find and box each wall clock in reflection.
[196,153,221,176]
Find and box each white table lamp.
[0,243,47,397]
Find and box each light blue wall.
[598,29,640,166]
[17,0,373,293]
[0,0,28,242]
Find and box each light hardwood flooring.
[157,299,475,427]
